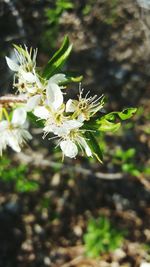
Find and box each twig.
[61,255,84,267]
[0,94,27,104]
[15,151,123,180]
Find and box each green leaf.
[27,112,44,128]
[98,119,121,132]
[16,179,39,193]
[85,132,103,163]
[66,73,83,83]
[104,108,137,122]
[96,107,137,133]
[43,35,72,79]
[57,0,74,9]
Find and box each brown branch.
[14,151,123,180]
[0,94,27,105]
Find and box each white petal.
[66,99,76,112]
[60,140,78,158]
[7,132,21,152]
[49,74,66,84]
[77,114,85,122]
[47,125,69,136]
[0,134,7,155]
[64,120,83,130]
[5,56,19,71]
[12,108,27,125]
[21,71,36,83]
[26,95,41,111]
[78,137,92,157]
[0,120,9,131]
[46,82,63,110]
[20,129,32,141]
[33,106,49,119]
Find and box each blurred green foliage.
[84,216,125,258]
[82,0,96,16]
[0,156,39,193]
[42,0,74,50]
[103,0,119,25]
[114,147,150,177]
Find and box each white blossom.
[66,87,104,122]
[59,129,92,158]
[5,45,37,75]
[33,78,82,136]
[0,108,32,155]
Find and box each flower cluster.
[1,39,136,160]
[2,44,104,158]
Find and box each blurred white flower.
[0,108,32,155]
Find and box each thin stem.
[2,108,10,122]
[0,94,27,105]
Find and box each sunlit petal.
[5,56,19,71]
[60,140,78,158]
[77,137,92,157]
[21,71,37,83]
[34,106,49,120]
[46,82,63,110]
[66,99,76,112]
[49,73,66,84]
[12,108,27,125]
[26,95,41,111]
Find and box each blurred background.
[0,0,150,266]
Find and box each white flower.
[5,45,37,75]
[25,73,66,111]
[0,108,32,155]
[32,76,82,136]
[32,76,64,118]
[13,70,42,96]
[59,129,92,158]
[66,88,104,122]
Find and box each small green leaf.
[60,73,83,85]
[96,107,137,133]
[85,132,103,163]
[98,119,121,132]
[105,108,137,122]
[16,179,39,193]
[43,35,72,78]
[27,112,44,128]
